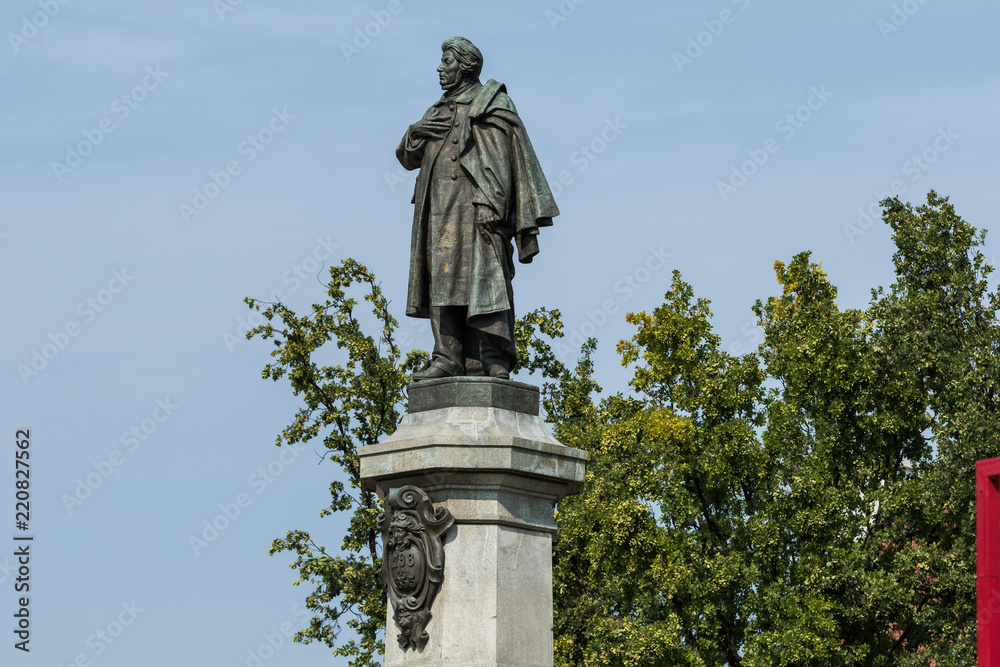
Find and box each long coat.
[397,79,559,321]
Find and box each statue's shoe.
[486,365,509,380]
[412,364,458,381]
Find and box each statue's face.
[437,50,463,91]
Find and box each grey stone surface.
[383,522,556,667]
[358,376,588,666]
[360,378,587,499]
[408,377,540,415]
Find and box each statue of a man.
[397,36,559,381]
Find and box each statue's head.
[438,36,482,91]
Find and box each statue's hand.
[409,118,451,141]
[474,205,500,244]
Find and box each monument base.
[359,377,588,667]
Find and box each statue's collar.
[441,80,482,104]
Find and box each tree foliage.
[245,259,426,667]
[247,192,998,666]
[548,191,999,666]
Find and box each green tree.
[246,259,426,667]
[247,192,998,666]
[864,192,999,664]
[549,191,998,666]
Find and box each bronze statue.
[397,36,559,381]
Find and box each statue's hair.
[441,36,483,79]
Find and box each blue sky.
[2,1,998,664]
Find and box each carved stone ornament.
[378,485,455,650]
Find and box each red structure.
[979,457,1000,665]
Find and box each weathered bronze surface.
[379,485,455,651]
[397,36,559,381]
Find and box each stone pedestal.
[359,377,588,667]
